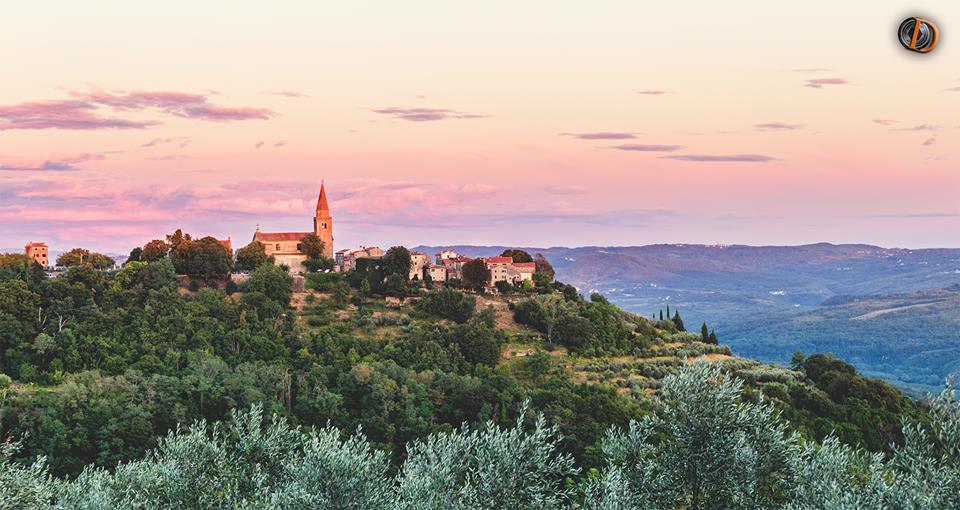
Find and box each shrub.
[417,288,476,323]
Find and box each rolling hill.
[415,243,960,392]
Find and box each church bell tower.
[313,182,334,259]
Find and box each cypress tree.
[709,329,718,344]
[659,309,664,321]
[672,310,685,331]
[701,322,709,343]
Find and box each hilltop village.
[18,182,550,293]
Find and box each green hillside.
[720,286,960,394]
[0,251,929,480]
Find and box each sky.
[1,1,958,254]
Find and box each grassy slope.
[297,287,926,453]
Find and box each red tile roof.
[486,256,512,264]
[218,239,233,252]
[255,231,311,242]
[514,262,536,269]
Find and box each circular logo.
[899,17,939,53]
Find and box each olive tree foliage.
[396,405,578,510]
[787,381,960,510]
[586,362,801,510]
[0,440,57,510]
[0,406,393,510]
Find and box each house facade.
[25,242,49,268]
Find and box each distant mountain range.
[415,243,960,394]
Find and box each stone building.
[427,264,448,282]
[486,257,535,288]
[337,246,384,272]
[25,241,49,268]
[252,183,333,273]
[409,252,430,280]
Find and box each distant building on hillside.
[218,238,233,254]
[486,256,535,289]
[252,182,333,273]
[427,264,448,282]
[436,249,459,264]
[409,252,430,280]
[437,250,473,280]
[337,246,384,272]
[25,241,49,268]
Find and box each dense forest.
[0,241,956,508]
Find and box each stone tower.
[313,182,334,259]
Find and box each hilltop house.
[336,246,384,272]
[409,252,430,280]
[25,242,49,268]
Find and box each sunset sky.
[2,1,958,253]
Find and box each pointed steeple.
[316,181,330,213]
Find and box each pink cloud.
[637,90,667,95]
[611,144,683,152]
[561,132,638,140]
[371,107,486,122]
[142,137,191,148]
[0,88,272,130]
[663,154,776,162]
[0,152,106,172]
[0,100,159,130]
[871,119,896,126]
[754,122,804,131]
[267,90,309,98]
[804,78,847,88]
[922,137,936,146]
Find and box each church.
[252,183,333,273]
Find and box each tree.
[300,234,325,260]
[397,404,578,509]
[587,363,801,510]
[417,288,476,323]
[382,246,412,278]
[140,239,169,262]
[242,263,293,306]
[708,329,718,344]
[701,322,709,343]
[672,310,685,332]
[235,241,269,271]
[534,253,554,282]
[55,248,115,270]
[500,249,533,263]
[382,273,407,298]
[126,247,142,264]
[0,253,46,286]
[554,313,596,350]
[165,229,191,251]
[790,351,806,372]
[461,258,491,290]
[170,237,231,280]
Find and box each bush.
[417,288,476,323]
